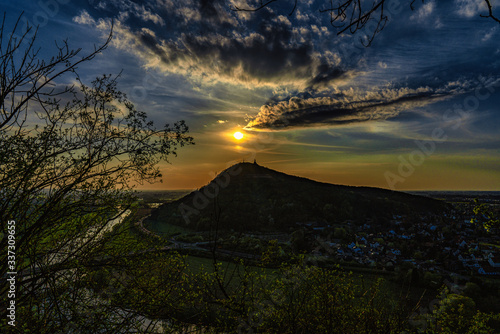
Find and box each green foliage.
[471,199,499,232]
[176,234,204,243]
[260,239,287,266]
[422,272,443,289]
[423,289,500,334]
[463,282,482,301]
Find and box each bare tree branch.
[232,0,500,45]
[0,12,113,130]
[481,0,500,23]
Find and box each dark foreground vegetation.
[79,206,500,333]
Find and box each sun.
[233,131,244,140]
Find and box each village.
[300,211,500,278]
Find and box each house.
[488,255,500,268]
[390,249,401,256]
[478,264,500,276]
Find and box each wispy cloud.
[455,0,488,18]
[482,26,498,41]
[410,1,436,21]
[73,10,95,25]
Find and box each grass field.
[184,254,278,277]
[145,219,192,236]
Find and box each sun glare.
[233,131,244,140]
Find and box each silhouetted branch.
[319,0,387,46]
[0,12,113,130]
[481,0,500,23]
[232,0,500,45]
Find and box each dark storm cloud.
[245,88,453,130]
[183,21,312,79]
[82,0,347,89]
[307,64,347,90]
[147,19,344,88]
[199,0,220,18]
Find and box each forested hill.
[148,162,450,231]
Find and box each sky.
[3,0,500,191]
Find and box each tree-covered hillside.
[148,162,449,232]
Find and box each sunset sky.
[4,0,500,190]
